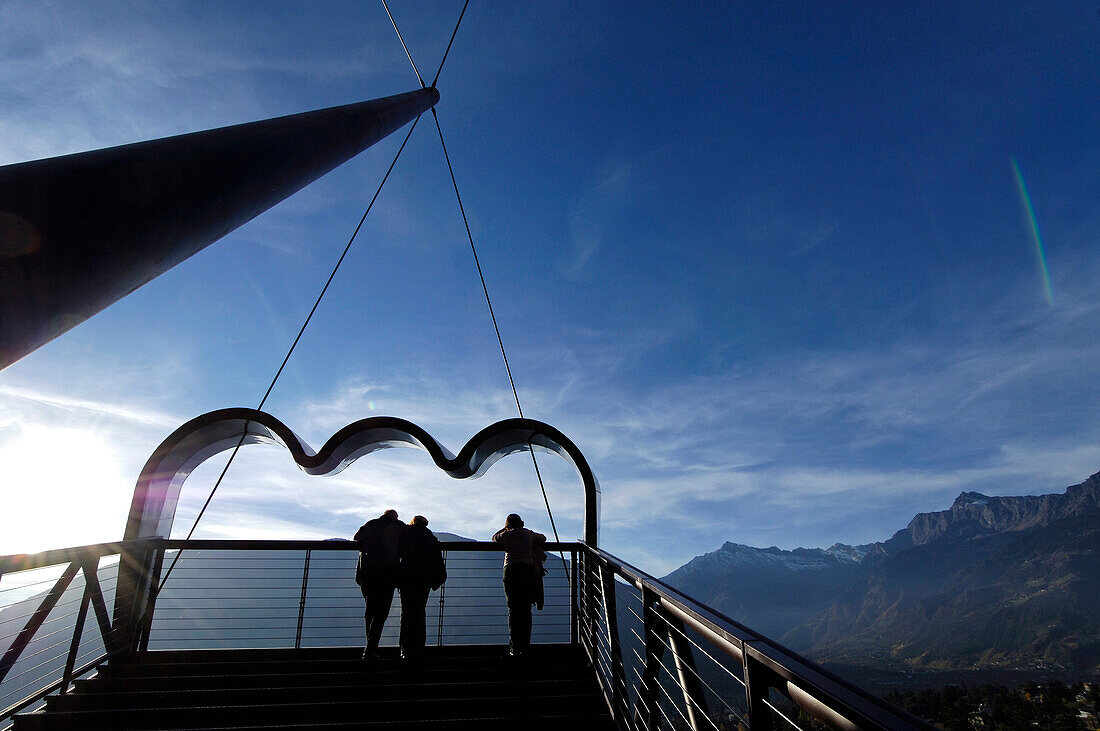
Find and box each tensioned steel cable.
[426,0,565,557]
[153,115,425,595]
[153,1,474,602]
[381,0,425,88]
[381,0,469,90]
[432,0,470,88]
[378,2,562,547]
[153,2,475,599]
[431,110,524,420]
[430,108,569,571]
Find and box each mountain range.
[662,470,1100,677]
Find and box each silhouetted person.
[398,515,447,660]
[354,509,405,659]
[492,513,546,656]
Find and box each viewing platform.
[1,538,933,730]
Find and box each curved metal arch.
[124,407,600,546]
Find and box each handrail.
[0,539,155,574]
[580,542,934,731]
[155,539,581,552]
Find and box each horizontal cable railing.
[145,540,576,651]
[622,599,749,730]
[578,542,934,731]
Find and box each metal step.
[14,693,609,729]
[48,677,597,711]
[72,663,588,693]
[98,645,580,678]
[12,645,614,731]
[16,713,616,731]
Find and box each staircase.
[11,645,615,730]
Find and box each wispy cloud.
[0,422,134,554]
[5,276,1099,573]
[173,285,1100,570]
[564,156,636,279]
[0,374,188,554]
[0,384,180,428]
[0,1,385,165]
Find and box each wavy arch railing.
[113,409,601,657]
[124,409,599,544]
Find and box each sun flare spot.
[0,424,131,554]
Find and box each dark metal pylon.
[0,86,439,369]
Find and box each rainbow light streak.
[1011,157,1053,305]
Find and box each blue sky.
[1,1,1098,574]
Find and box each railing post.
[570,548,579,646]
[112,539,160,659]
[437,550,447,647]
[662,609,708,731]
[583,549,600,659]
[136,545,165,654]
[576,548,593,660]
[744,644,777,731]
[85,560,115,655]
[295,549,311,650]
[598,558,630,724]
[634,583,667,730]
[61,556,98,693]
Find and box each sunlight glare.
[0,424,132,555]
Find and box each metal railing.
[139,540,575,651]
[0,541,140,724]
[0,538,577,727]
[1,538,930,730]
[576,543,935,731]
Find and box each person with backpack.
[354,509,405,659]
[398,515,447,660]
[491,513,546,657]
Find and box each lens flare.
[1010,157,1053,305]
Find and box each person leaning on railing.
[398,515,446,661]
[491,513,546,657]
[354,509,405,659]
